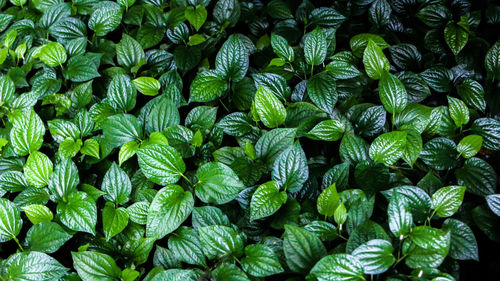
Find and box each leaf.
[4,252,68,280]
[304,27,327,65]
[255,128,296,166]
[442,219,478,261]
[24,151,53,188]
[369,131,407,166]
[283,224,327,273]
[81,139,100,159]
[378,72,408,114]
[351,239,395,274]
[457,135,482,159]
[22,204,53,225]
[63,54,100,82]
[88,1,123,36]
[136,144,186,185]
[487,194,500,217]
[116,34,145,69]
[132,77,160,96]
[254,86,286,128]
[421,137,459,171]
[37,42,67,67]
[456,157,497,196]
[185,5,207,31]
[189,70,228,102]
[25,222,71,253]
[388,192,412,239]
[271,33,294,61]
[241,244,284,277]
[447,96,469,127]
[363,39,390,80]
[309,254,365,281]
[101,163,132,205]
[271,142,308,192]
[485,41,500,80]
[470,118,500,151]
[102,202,129,241]
[102,114,143,148]
[250,181,287,221]
[307,72,338,115]
[0,198,22,242]
[307,120,345,141]
[10,109,45,156]
[72,251,122,281]
[317,183,340,217]
[215,34,249,82]
[444,21,469,55]
[57,191,97,235]
[198,225,244,260]
[48,158,79,202]
[195,162,245,204]
[168,226,206,266]
[431,186,466,218]
[146,185,193,239]
[457,79,486,112]
[212,263,250,281]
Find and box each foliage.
[0,0,499,280]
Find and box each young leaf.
[250,181,287,221]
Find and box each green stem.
[180,173,192,185]
[13,236,23,251]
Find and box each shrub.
[0,0,499,280]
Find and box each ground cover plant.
[0,0,499,280]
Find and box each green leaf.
[72,251,122,281]
[9,109,45,156]
[189,70,228,102]
[107,74,137,112]
[457,79,486,112]
[271,33,294,61]
[146,185,193,239]
[470,118,500,151]
[457,135,482,159]
[307,72,338,115]
[215,34,249,82]
[363,39,390,80]
[22,204,53,225]
[48,159,79,202]
[101,163,132,205]
[63,54,100,82]
[304,27,327,65]
[317,183,340,217]
[4,252,68,280]
[168,226,206,266]
[0,198,22,242]
[25,222,71,253]
[487,194,500,216]
[369,131,407,166]
[116,34,145,69]
[485,41,500,80]
[255,128,296,166]
[102,202,129,241]
[431,186,466,218]
[351,239,395,274]
[444,20,469,55]
[378,72,408,114]
[88,2,123,36]
[309,254,365,281]
[250,181,287,221]
[421,137,459,171]
[456,157,497,196]
[102,114,142,148]
[447,96,469,127]
[57,191,97,235]
[307,120,345,141]
[132,77,160,96]
[119,141,139,166]
[241,244,284,277]
[198,225,244,260]
[401,128,422,167]
[442,219,478,261]
[212,263,250,281]
[272,142,308,192]
[254,86,286,128]
[37,42,67,67]
[23,151,53,188]
[283,224,327,273]
[81,139,100,159]
[185,5,207,31]
[195,162,245,204]
[388,192,412,239]
[136,144,186,185]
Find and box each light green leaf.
[309,254,365,281]
[457,135,482,159]
[363,39,390,80]
[254,86,286,128]
[72,251,122,281]
[132,77,160,96]
[317,183,340,217]
[24,151,53,188]
[369,131,407,166]
[250,181,287,221]
[10,109,45,156]
[185,5,207,31]
[22,204,53,225]
[57,191,97,235]
[431,185,466,218]
[37,42,67,67]
[195,162,245,204]
[307,120,345,141]
[136,144,186,185]
[447,96,469,127]
[352,239,395,274]
[379,72,408,114]
[102,202,129,241]
[0,198,22,242]
[444,20,469,55]
[146,185,193,239]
